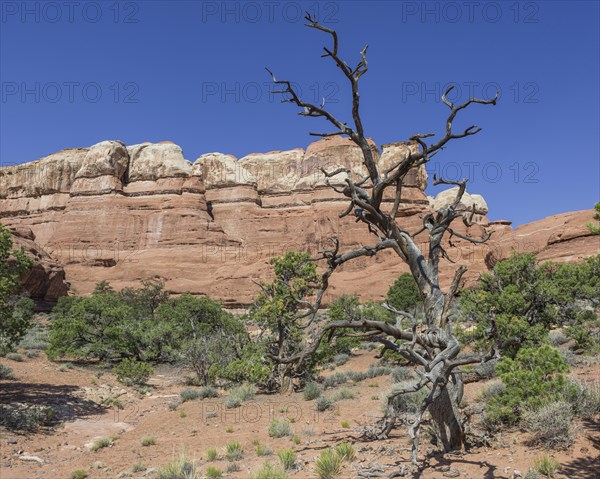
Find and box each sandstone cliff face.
[8,226,68,306]
[1,138,597,306]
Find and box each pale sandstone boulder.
[195,153,256,188]
[239,149,304,192]
[379,142,428,189]
[75,141,129,180]
[302,137,378,189]
[127,142,192,181]
[0,148,88,199]
[429,186,489,215]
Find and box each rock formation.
[8,226,68,307]
[1,138,598,307]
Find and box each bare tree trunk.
[428,382,465,452]
[278,363,293,394]
[266,13,498,463]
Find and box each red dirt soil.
[1,350,598,479]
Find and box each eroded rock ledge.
[1,137,596,306]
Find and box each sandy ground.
[1,350,598,479]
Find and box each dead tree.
[265,14,499,464]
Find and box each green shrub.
[333,354,350,366]
[6,352,23,362]
[132,463,146,473]
[256,444,272,456]
[102,396,123,409]
[531,453,560,477]
[488,344,572,423]
[471,360,499,380]
[565,325,595,351]
[251,462,289,479]
[478,381,506,402]
[113,358,153,386]
[277,449,296,470]
[206,448,218,461]
[459,254,600,358]
[323,372,348,388]
[548,329,569,346]
[291,435,301,445]
[205,466,222,478]
[225,383,255,409]
[268,418,293,438]
[333,388,356,401]
[180,389,201,402]
[0,364,14,380]
[315,396,334,412]
[565,379,600,419]
[346,370,368,382]
[249,252,321,387]
[522,401,574,449]
[71,470,88,479]
[225,441,243,461]
[156,454,199,479]
[524,470,541,479]
[314,448,342,479]
[0,225,34,355]
[198,386,219,399]
[47,281,246,368]
[211,341,270,386]
[303,382,323,401]
[0,405,54,431]
[141,436,156,447]
[90,437,113,452]
[386,381,428,415]
[387,273,422,312]
[391,366,413,382]
[366,365,392,378]
[335,442,355,462]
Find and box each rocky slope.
[1,138,597,306]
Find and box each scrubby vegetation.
[32,250,598,472]
[0,363,15,379]
[268,418,293,438]
[251,462,289,479]
[156,454,198,479]
[522,401,574,449]
[386,273,422,313]
[314,448,342,479]
[141,436,156,447]
[113,358,153,386]
[486,344,571,424]
[0,225,34,355]
[0,405,55,431]
[225,383,255,409]
[303,381,322,401]
[225,440,243,461]
[531,453,560,477]
[459,253,599,359]
[277,448,296,470]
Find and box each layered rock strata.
[2,137,597,306]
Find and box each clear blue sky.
[1,1,598,225]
